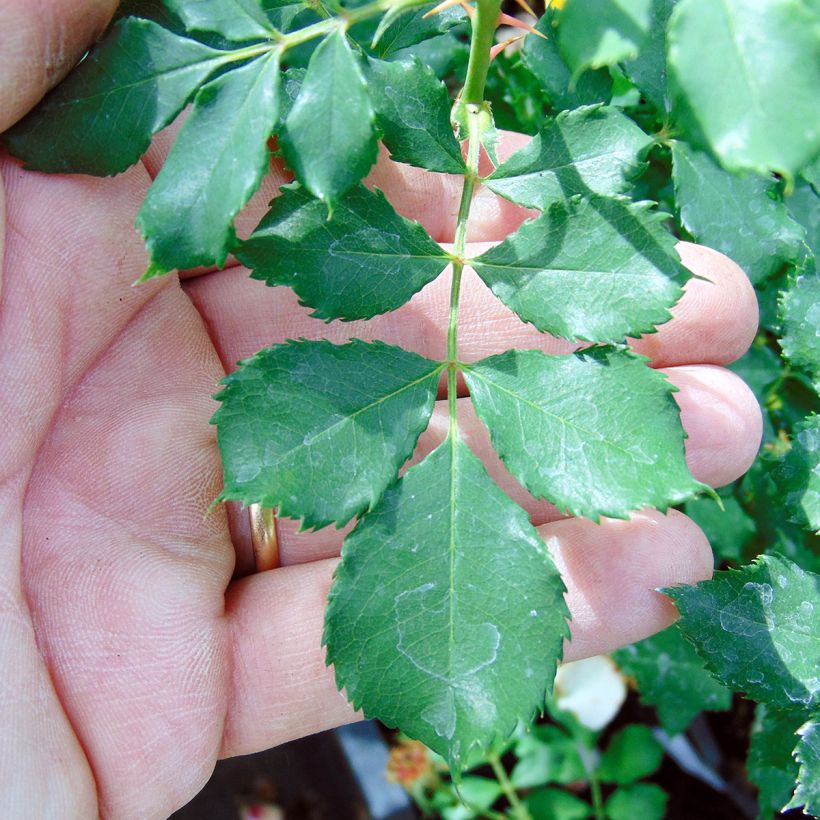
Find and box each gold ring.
[249,504,280,572]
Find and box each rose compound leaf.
[485,105,652,210]
[557,0,652,82]
[522,11,612,111]
[748,704,803,818]
[623,0,676,112]
[236,183,451,320]
[280,30,378,208]
[367,57,466,174]
[672,143,809,285]
[324,436,569,769]
[136,53,280,276]
[164,0,277,41]
[771,415,820,533]
[2,18,228,175]
[666,554,820,710]
[464,347,706,520]
[213,340,443,530]
[612,627,732,736]
[780,270,820,391]
[667,0,820,182]
[469,196,687,342]
[786,718,820,816]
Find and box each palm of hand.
[0,134,761,816]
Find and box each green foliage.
[465,347,705,519]
[469,198,687,341]
[324,436,569,769]
[137,52,280,276]
[613,626,732,735]
[485,104,652,209]
[666,554,820,710]
[672,142,809,285]
[237,183,451,319]
[367,57,466,173]
[281,29,378,209]
[667,0,820,182]
[5,0,820,812]
[213,339,443,529]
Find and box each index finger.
[0,0,117,132]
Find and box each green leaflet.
[666,554,820,711]
[672,142,808,285]
[511,725,586,789]
[604,784,668,820]
[367,57,466,174]
[558,0,652,82]
[236,183,451,320]
[280,30,378,208]
[164,0,276,41]
[747,704,803,818]
[786,181,820,261]
[468,197,687,342]
[667,0,820,182]
[2,18,228,175]
[522,11,612,112]
[525,788,590,820]
[613,626,732,736]
[771,415,820,533]
[324,436,569,768]
[136,52,280,276]
[213,340,443,529]
[623,0,676,112]
[463,347,706,520]
[598,725,663,785]
[371,2,466,59]
[780,269,820,390]
[786,718,820,816]
[485,105,652,210]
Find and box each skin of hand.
[0,3,762,818]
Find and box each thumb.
[0,0,118,132]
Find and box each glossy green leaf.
[136,53,280,276]
[485,105,652,210]
[371,2,466,59]
[237,183,450,320]
[558,0,652,82]
[367,57,465,174]
[213,340,443,529]
[164,0,276,41]
[613,626,732,736]
[673,142,808,285]
[464,348,706,520]
[786,181,820,260]
[666,554,820,710]
[786,718,820,816]
[2,18,227,175]
[771,415,820,533]
[623,0,676,112]
[469,197,687,342]
[604,783,668,820]
[522,11,613,111]
[667,0,820,182]
[281,30,378,208]
[598,725,663,785]
[780,269,820,390]
[525,788,591,820]
[324,436,569,768]
[683,493,756,564]
[511,725,586,789]
[747,704,802,819]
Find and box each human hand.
[0,3,761,817]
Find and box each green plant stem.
[488,753,532,820]
[589,770,605,820]
[446,0,501,436]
